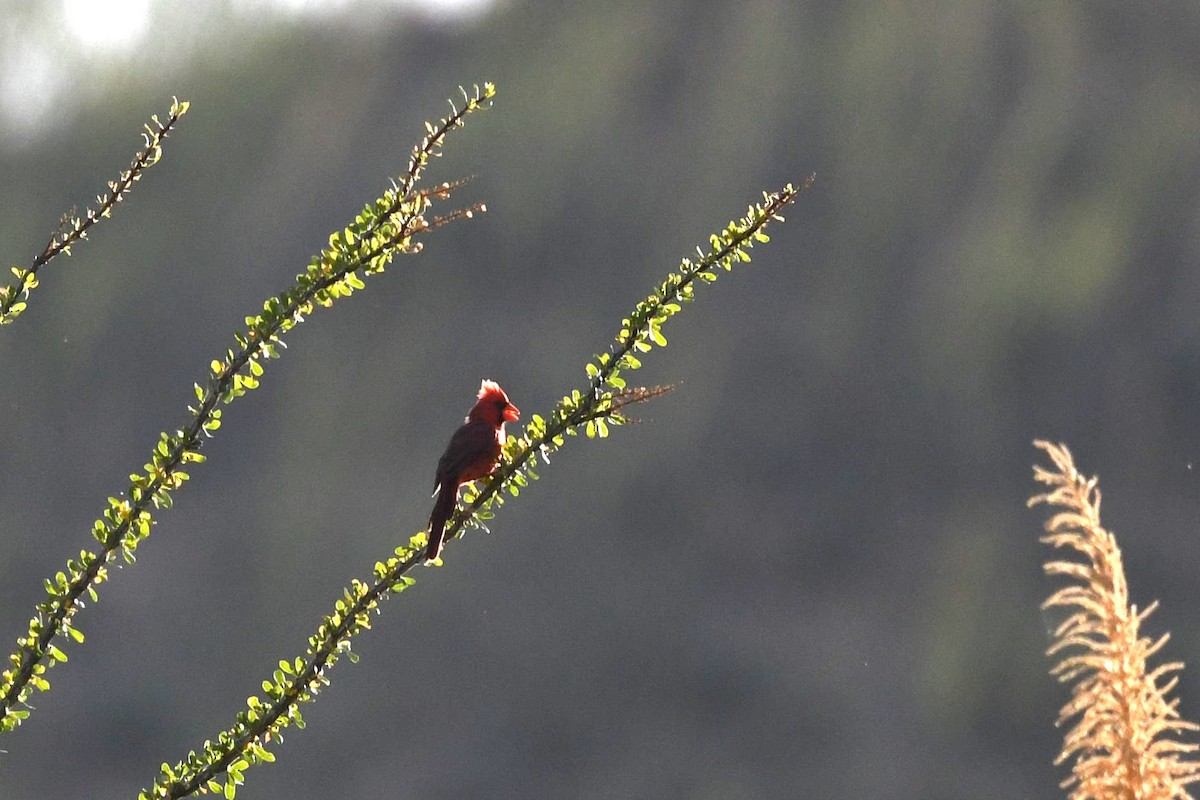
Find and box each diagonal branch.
[0,98,190,326]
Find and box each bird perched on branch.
[426,380,520,563]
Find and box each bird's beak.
[504,403,520,422]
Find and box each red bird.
[425,380,520,563]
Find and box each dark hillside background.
[2,1,1200,797]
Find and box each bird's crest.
[478,379,508,402]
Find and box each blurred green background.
[3,0,1200,797]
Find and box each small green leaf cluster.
[0,98,190,326]
[0,266,39,324]
[0,86,493,738]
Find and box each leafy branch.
[139,176,813,800]
[0,98,190,326]
[0,83,496,735]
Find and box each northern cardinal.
[425,379,520,563]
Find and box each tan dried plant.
[1029,440,1200,800]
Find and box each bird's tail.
[425,481,457,563]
